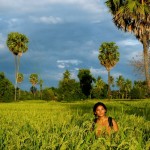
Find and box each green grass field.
[0,99,150,150]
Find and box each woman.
[92,102,118,136]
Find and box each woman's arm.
[112,119,119,132]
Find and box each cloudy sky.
[0,0,143,90]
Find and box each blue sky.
[0,0,143,90]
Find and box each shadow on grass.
[118,102,150,121]
[113,99,144,102]
[67,100,150,121]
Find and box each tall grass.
[0,99,149,150]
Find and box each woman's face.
[95,105,106,117]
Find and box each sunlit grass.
[0,99,149,149]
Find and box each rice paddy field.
[0,99,150,150]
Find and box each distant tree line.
[0,69,148,102]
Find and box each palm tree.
[95,76,105,98]
[17,73,24,83]
[123,79,132,99]
[110,75,115,87]
[116,75,125,99]
[63,70,71,82]
[105,0,150,92]
[29,74,39,97]
[96,76,105,90]
[110,75,115,98]
[17,73,24,99]
[98,42,120,100]
[6,32,29,101]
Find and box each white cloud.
[9,18,18,23]
[57,64,65,69]
[0,33,6,41]
[86,40,94,46]
[0,0,104,14]
[43,68,78,82]
[90,67,107,76]
[57,59,82,65]
[57,59,82,68]
[30,16,63,24]
[2,18,22,30]
[75,67,79,71]
[117,39,141,46]
[90,67,123,82]
[124,51,143,60]
[69,69,78,80]
[112,72,123,78]
[0,33,6,52]
[0,0,107,25]
[0,44,5,49]
[43,71,63,81]
[91,50,99,58]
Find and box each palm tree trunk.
[108,70,111,100]
[141,0,144,5]
[14,55,21,101]
[14,56,17,101]
[40,90,42,100]
[143,34,150,93]
[40,85,42,100]
[17,87,20,100]
[119,89,120,99]
[18,83,21,100]
[122,93,124,99]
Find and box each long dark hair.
[93,102,107,123]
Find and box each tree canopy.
[105,0,150,92]
[98,42,120,99]
[6,32,29,55]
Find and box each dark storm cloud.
[0,0,143,90]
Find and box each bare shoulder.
[112,118,119,132]
[112,118,117,124]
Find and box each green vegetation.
[105,0,150,92]
[1,4,149,148]
[0,100,149,149]
[57,70,85,101]
[29,73,39,98]
[98,42,120,99]
[78,69,95,98]
[17,73,24,100]
[1,2,149,102]
[6,32,29,101]
[0,72,14,102]
[0,71,149,102]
